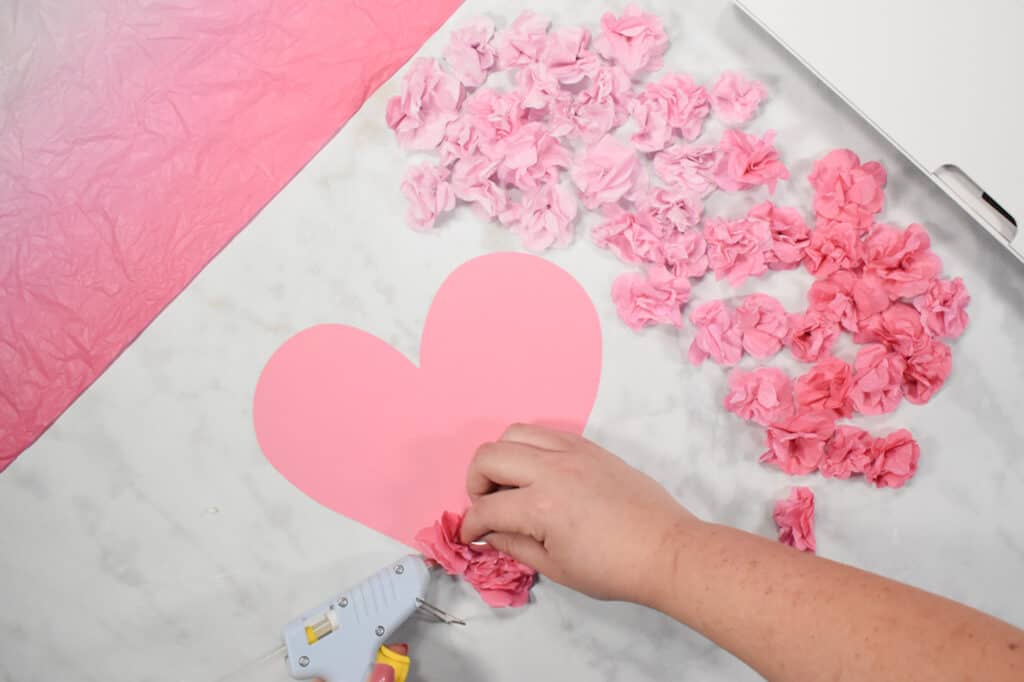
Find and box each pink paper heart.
[253,252,602,546]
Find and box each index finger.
[466,441,545,499]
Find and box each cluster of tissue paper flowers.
[414,510,535,608]
[393,8,970,567]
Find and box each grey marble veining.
[2,2,1023,681]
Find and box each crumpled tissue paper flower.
[862,223,943,299]
[689,300,743,366]
[802,221,863,278]
[401,163,456,231]
[914,277,970,340]
[541,26,600,84]
[444,18,498,88]
[703,216,772,286]
[593,5,669,76]
[451,155,507,218]
[438,115,482,166]
[807,270,860,333]
[713,129,789,193]
[612,265,691,330]
[808,148,886,230]
[793,356,854,419]
[773,487,816,552]
[631,74,710,149]
[640,185,703,232]
[591,205,666,264]
[902,339,952,405]
[501,181,578,251]
[855,302,929,357]
[736,294,789,359]
[849,343,906,415]
[495,11,550,69]
[819,425,873,479]
[865,429,920,489]
[387,58,464,151]
[664,229,709,278]
[415,510,535,607]
[723,367,794,427]
[463,88,528,161]
[515,63,561,111]
[551,64,633,141]
[653,144,718,196]
[748,201,809,270]
[710,71,767,125]
[570,134,648,209]
[760,411,836,475]
[786,310,840,363]
[496,122,570,191]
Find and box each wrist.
[637,512,709,611]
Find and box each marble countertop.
[2,2,1023,680]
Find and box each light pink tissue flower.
[438,116,482,166]
[629,90,673,153]
[688,300,743,366]
[710,71,767,125]
[748,201,810,270]
[463,88,527,161]
[760,412,836,476]
[862,223,943,299]
[819,425,873,479]
[495,122,570,191]
[855,302,929,357]
[495,11,550,69]
[653,144,718,196]
[723,367,794,426]
[515,63,561,111]
[570,134,648,209]
[548,65,633,142]
[914,277,970,339]
[849,343,906,415]
[451,155,507,218]
[786,310,840,363]
[808,149,887,231]
[593,5,669,76]
[902,339,952,405]
[612,265,691,330]
[640,185,704,232]
[703,216,773,286]
[714,129,789,193]
[663,229,709,278]
[807,270,860,333]
[591,205,667,264]
[631,74,710,149]
[540,26,599,84]
[773,487,816,553]
[444,18,498,88]
[865,430,920,489]
[736,294,789,359]
[501,182,578,251]
[803,221,863,278]
[400,163,456,231]
[386,58,464,151]
[415,510,535,608]
[793,356,854,419]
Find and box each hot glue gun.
[277,555,465,682]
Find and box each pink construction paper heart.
[253,252,602,547]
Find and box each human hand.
[459,424,699,606]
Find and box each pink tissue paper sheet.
[252,253,602,547]
[0,0,463,472]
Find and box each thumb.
[483,532,551,573]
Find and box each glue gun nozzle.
[416,598,467,626]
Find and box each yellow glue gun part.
[376,645,410,682]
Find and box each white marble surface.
[2,2,1023,680]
